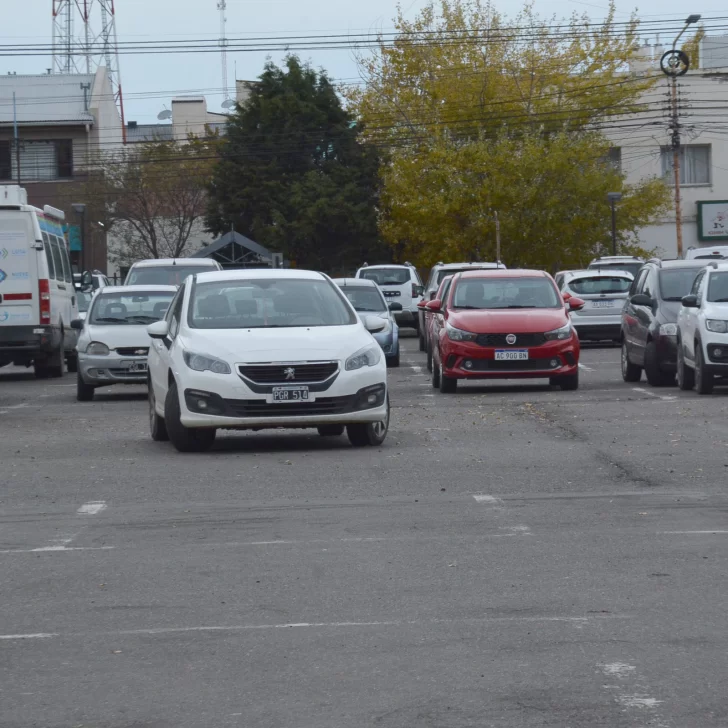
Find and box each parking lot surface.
[2,337,728,727]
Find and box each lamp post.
[660,14,701,259]
[71,203,87,271]
[607,192,622,256]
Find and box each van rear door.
[0,210,38,327]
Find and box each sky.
[2,0,726,124]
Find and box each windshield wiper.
[93,317,128,323]
[379,281,406,286]
[712,297,728,302]
[127,315,159,323]
[663,296,684,301]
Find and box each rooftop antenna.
[218,0,234,109]
[157,105,172,121]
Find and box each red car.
[418,274,455,372]
[427,269,585,393]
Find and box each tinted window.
[452,277,561,309]
[437,268,477,285]
[568,276,632,295]
[127,265,212,287]
[89,291,175,325]
[642,272,656,299]
[42,232,56,280]
[339,286,386,312]
[49,238,64,284]
[189,278,357,329]
[359,268,411,285]
[76,290,93,313]
[55,235,73,283]
[658,268,702,301]
[590,262,644,277]
[707,272,728,303]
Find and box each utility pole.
[494,210,501,264]
[660,14,701,259]
[12,92,20,185]
[607,192,622,255]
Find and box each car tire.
[347,397,390,447]
[621,340,642,383]
[46,330,65,379]
[431,352,441,388]
[66,353,78,373]
[33,359,50,379]
[318,425,345,437]
[164,380,216,453]
[644,341,674,387]
[76,371,95,402]
[149,383,169,441]
[426,345,433,373]
[694,344,714,395]
[677,341,694,391]
[554,371,579,391]
[387,352,400,368]
[439,361,457,393]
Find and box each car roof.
[434,262,503,270]
[97,285,178,294]
[357,264,412,270]
[195,269,325,284]
[566,269,634,280]
[333,277,378,287]
[130,258,219,268]
[708,263,728,272]
[658,259,716,269]
[457,269,548,279]
[590,256,643,262]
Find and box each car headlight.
[659,323,678,336]
[705,319,728,334]
[445,321,477,342]
[86,341,109,355]
[345,344,382,371]
[544,323,573,341]
[183,351,232,374]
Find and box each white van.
[0,185,80,377]
[354,263,424,330]
[124,258,222,287]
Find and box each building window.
[0,139,74,182]
[0,140,11,180]
[661,144,711,185]
[607,147,622,172]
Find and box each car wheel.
[644,341,674,387]
[347,396,390,447]
[66,353,78,373]
[426,345,433,373]
[621,340,642,382]
[164,380,216,453]
[677,341,695,391]
[387,352,400,368]
[554,371,579,391]
[431,351,441,388]
[695,344,714,395]
[149,383,169,441]
[76,371,95,402]
[47,330,65,378]
[318,425,345,437]
[439,360,457,393]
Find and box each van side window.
[42,232,56,280]
[49,238,65,285]
[55,236,73,283]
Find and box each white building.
[608,36,728,258]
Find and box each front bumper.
[654,335,678,371]
[703,337,728,375]
[78,354,148,384]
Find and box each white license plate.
[124,360,147,372]
[495,350,529,361]
[271,386,311,403]
[591,300,615,308]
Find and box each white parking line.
[0,633,59,640]
[472,495,504,504]
[661,530,728,535]
[77,501,107,515]
[0,546,115,554]
[632,387,677,401]
[410,364,423,374]
[578,363,594,371]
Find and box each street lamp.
[71,203,87,271]
[607,192,622,256]
[660,13,702,259]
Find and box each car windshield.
[590,262,643,277]
[77,290,93,313]
[568,276,632,295]
[359,268,410,286]
[126,265,210,286]
[89,291,175,325]
[189,278,358,329]
[707,272,728,303]
[658,268,703,301]
[340,286,387,312]
[452,277,561,309]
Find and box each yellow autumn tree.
[349,0,671,269]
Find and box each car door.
[682,269,706,361]
[633,269,657,364]
[623,268,648,358]
[431,276,454,353]
[150,282,185,403]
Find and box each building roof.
[0,73,96,126]
[190,231,273,261]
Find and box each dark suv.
[621,259,714,386]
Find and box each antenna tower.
[51,0,127,141]
[218,0,232,107]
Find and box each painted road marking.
[661,530,728,535]
[632,387,677,401]
[473,495,504,504]
[0,546,115,554]
[77,501,107,515]
[578,363,594,371]
[0,633,59,640]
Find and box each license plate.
[124,360,147,372]
[383,291,400,297]
[495,350,529,361]
[592,299,615,308]
[271,386,311,402]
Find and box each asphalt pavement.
[1,336,728,727]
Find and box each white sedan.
[146,269,391,453]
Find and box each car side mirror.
[70,318,84,330]
[388,301,403,312]
[568,296,586,312]
[147,320,170,339]
[429,291,437,300]
[425,299,442,313]
[562,291,573,302]
[630,293,653,307]
[413,285,424,297]
[416,300,428,310]
[681,294,699,308]
[80,271,93,289]
[364,316,386,334]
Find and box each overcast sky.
[2,0,725,123]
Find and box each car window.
[707,272,728,302]
[127,265,209,287]
[567,276,632,295]
[42,232,56,280]
[359,268,411,286]
[658,268,703,301]
[56,236,73,283]
[89,291,175,325]
[691,269,706,296]
[642,271,655,299]
[591,261,643,277]
[76,290,93,313]
[167,285,186,338]
[189,278,357,329]
[452,277,561,309]
[49,238,65,285]
[439,278,452,305]
[630,269,648,296]
[339,286,387,312]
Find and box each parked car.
[74,270,110,291]
[427,269,584,393]
[684,245,728,260]
[76,289,95,321]
[562,269,633,343]
[420,274,454,372]
[0,185,80,377]
[676,262,728,394]
[124,258,222,287]
[355,263,423,332]
[588,255,645,278]
[334,277,400,367]
[146,269,391,452]
[418,261,506,350]
[73,285,177,401]
[621,258,714,386]
[554,270,578,290]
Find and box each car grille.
[116,347,149,357]
[238,362,338,384]
[475,333,546,347]
[467,358,560,371]
[222,395,355,418]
